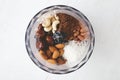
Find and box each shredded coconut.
[63,40,89,64]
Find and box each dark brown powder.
[57,13,81,40]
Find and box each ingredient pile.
[35,13,89,65]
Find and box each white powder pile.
[63,40,89,64]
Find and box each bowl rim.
[25,5,95,74]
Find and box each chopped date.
[35,30,45,39]
[46,36,54,45]
[36,41,44,50]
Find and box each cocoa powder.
[57,13,80,40]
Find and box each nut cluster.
[42,15,60,33]
[70,26,89,41]
[35,13,90,65]
[39,43,66,65]
[35,22,66,65]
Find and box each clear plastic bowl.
[25,5,95,74]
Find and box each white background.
[0,0,120,80]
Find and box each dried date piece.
[57,57,66,65]
[46,35,54,45]
[36,41,44,50]
[35,25,45,39]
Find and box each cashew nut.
[44,26,52,32]
[55,15,59,20]
[51,17,56,22]
[52,20,60,31]
[42,18,51,27]
[42,15,60,33]
[52,30,55,33]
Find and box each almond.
[73,31,79,37]
[55,44,65,49]
[49,46,56,52]
[47,59,56,64]
[39,50,44,54]
[81,32,86,36]
[78,35,84,41]
[73,29,77,32]
[46,50,52,58]
[80,27,88,33]
[59,49,64,56]
[69,36,73,40]
[52,50,59,59]
[39,50,48,60]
